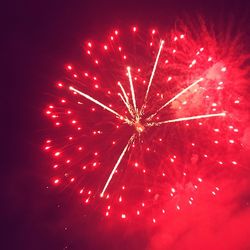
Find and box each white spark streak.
[100,135,135,197]
[118,81,130,106]
[127,67,137,114]
[69,86,124,119]
[118,93,130,110]
[144,40,165,104]
[148,78,204,120]
[118,81,134,117]
[149,112,226,126]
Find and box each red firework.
[43,25,245,224]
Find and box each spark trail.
[100,134,135,197]
[148,78,204,120]
[149,113,226,127]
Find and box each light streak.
[144,40,165,105]
[149,112,226,127]
[118,93,131,112]
[69,86,128,122]
[148,77,204,120]
[127,67,137,115]
[118,81,130,106]
[100,134,135,197]
[118,81,134,117]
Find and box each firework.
[43,25,244,224]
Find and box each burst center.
[134,120,145,133]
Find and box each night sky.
[3,0,250,249]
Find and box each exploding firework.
[43,24,246,224]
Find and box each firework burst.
[43,24,245,224]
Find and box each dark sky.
[3,0,250,249]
